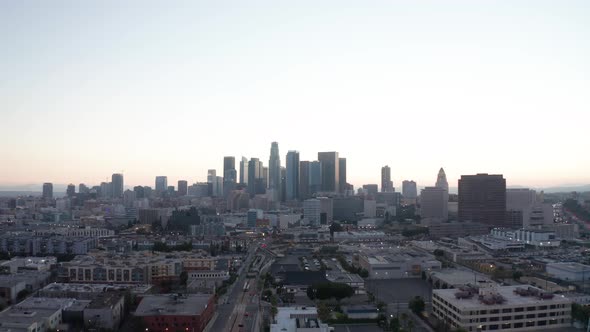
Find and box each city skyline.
[1,1,589,189]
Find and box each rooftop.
[547,262,590,272]
[434,285,571,310]
[135,294,213,316]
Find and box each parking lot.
[366,278,432,303]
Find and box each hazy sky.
[1,0,589,190]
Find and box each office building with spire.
[436,168,449,191]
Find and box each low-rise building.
[134,294,216,332]
[490,228,561,247]
[0,297,78,332]
[271,306,331,332]
[432,284,571,331]
[358,248,441,279]
[546,262,590,282]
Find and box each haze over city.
[1,1,590,189]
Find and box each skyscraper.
[247,158,264,196]
[78,183,89,194]
[317,152,339,193]
[339,158,347,193]
[286,151,300,201]
[155,176,168,194]
[309,161,322,195]
[111,173,124,198]
[223,156,237,197]
[436,168,449,191]
[299,161,311,200]
[42,183,53,199]
[269,142,281,201]
[239,157,249,185]
[66,184,76,197]
[381,166,394,193]
[402,180,418,199]
[178,180,188,196]
[458,173,506,227]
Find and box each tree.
[329,222,343,236]
[390,317,401,332]
[180,271,188,286]
[433,249,445,257]
[409,296,425,315]
[512,271,523,280]
[317,301,331,321]
[307,282,354,302]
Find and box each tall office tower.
[339,158,347,193]
[286,151,300,201]
[66,184,76,197]
[402,180,418,199]
[155,176,168,194]
[318,152,339,193]
[111,173,124,198]
[100,182,112,199]
[78,183,89,194]
[207,169,216,183]
[280,166,287,202]
[309,161,322,195]
[223,156,237,197]
[239,157,249,185]
[268,142,281,200]
[262,167,269,190]
[381,166,394,193]
[177,180,188,196]
[247,158,264,196]
[299,161,311,200]
[42,183,53,199]
[436,168,449,191]
[458,173,506,227]
[134,185,146,199]
[420,186,449,221]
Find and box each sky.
[1,0,589,190]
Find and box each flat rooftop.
[547,262,590,272]
[434,285,571,310]
[135,294,212,316]
[41,282,153,294]
[430,269,492,286]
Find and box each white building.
[270,307,331,332]
[490,228,561,247]
[546,262,590,282]
[432,284,571,331]
[363,199,377,218]
[303,199,321,226]
[420,187,449,222]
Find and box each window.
[490,309,500,314]
[514,307,524,312]
[526,321,534,327]
[502,308,512,313]
[538,313,547,318]
[526,307,536,311]
[514,322,523,328]
[526,314,535,319]
[502,316,512,321]
[514,315,524,320]
[490,317,499,322]
[538,320,547,326]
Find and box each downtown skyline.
[1,1,589,189]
